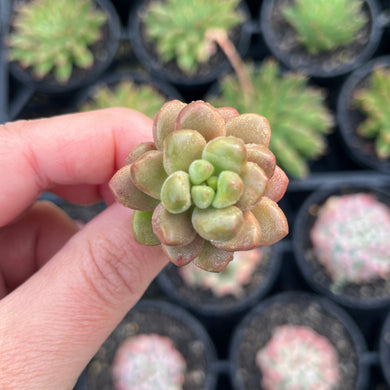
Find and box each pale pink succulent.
[110,100,289,272]
[310,193,390,288]
[256,325,339,390]
[112,333,186,390]
[178,247,263,298]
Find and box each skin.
[0,107,168,390]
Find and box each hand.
[0,108,168,390]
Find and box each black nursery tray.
[2,0,390,389]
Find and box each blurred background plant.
[178,248,263,298]
[142,0,243,75]
[79,79,166,118]
[354,67,390,160]
[211,60,333,178]
[8,0,107,83]
[282,0,367,54]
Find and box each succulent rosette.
[110,100,288,272]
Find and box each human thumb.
[0,202,168,390]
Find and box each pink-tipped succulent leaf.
[109,100,289,272]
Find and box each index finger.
[0,107,153,227]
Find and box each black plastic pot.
[229,291,369,390]
[260,0,383,78]
[337,56,390,174]
[293,180,390,311]
[75,70,183,114]
[7,0,121,94]
[128,0,252,89]
[77,300,218,390]
[157,244,282,320]
[379,310,390,387]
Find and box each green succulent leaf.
[212,171,243,208]
[163,130,206,174]
[192,205,243,241]
[131,150,167,199]
[161,171,192,214]
[202,136,246,175]
[191,185,215,209]
[152,203,196,246]
[132,211,160,246]
[193,241,234,272]
[188,159,215,185]
[175,101,226,142]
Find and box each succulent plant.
[311,193,390,291]
[80,79,166,118]
[211,61,333,178]
[354,67,390,160]
[112,333,186,390]
[256,325,340,390]
[8,0,107,83]
[178,247,263,298]
[110,100,289,273]
[142,0,243,75]
[282,0,367,55]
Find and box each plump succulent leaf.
[131,211,160,246]
[283,0,367,54]
[8,0,107,83]
[211,61,333,178]
[354,67,390,160]
[143,0,243,75]
[80,80,166,118]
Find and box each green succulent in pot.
[282,0,367,55]
[210,60,333,178]
[110,100,289,273]
[354,67,390,160]
[142,0,244,75]
[8,0,107,83]
[80,79,167,119]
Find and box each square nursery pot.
[127,0,252,90]
[337,55,390,174]
[229,292,369,390]
[156,244,282,321]
[7,0,121,95]
[293,180,390,311]
[260,0,383,78]
[75,70,183,117]
[76,300,218,390]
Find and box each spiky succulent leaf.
[283,0,367,54]
[8,0,107,83]
[143,0,243,75]
[110,100,289,272]
[80,80,166,118]
[211,61,333,178]
[354,67,390,160]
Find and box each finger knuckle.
[80,229,142,306]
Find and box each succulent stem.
[206,28,253,103]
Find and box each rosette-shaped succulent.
[8,0,107,83]
[257,325,339,390]
[80,79,166,118]
[110,100,288,272]
[112,334,186,390]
